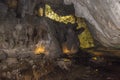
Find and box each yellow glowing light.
[63,46,71,54]
[92,57,98,61]
[77,18,94,48]
[62,44,77,54]
[45,4,75,24]
[34,44,76,55]
[34,45,45,54]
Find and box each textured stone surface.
[0,51,7,61]
[64,0,120,48]
[0,12,82,59]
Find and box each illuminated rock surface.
[64,0,120,48]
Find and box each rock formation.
[64,0,120,48]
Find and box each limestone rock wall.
[64,0,120,48]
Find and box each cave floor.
[41,64,120,80]
[0,49,120,80]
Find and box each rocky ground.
[0,49,120,80]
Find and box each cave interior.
[0,0,120,80]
